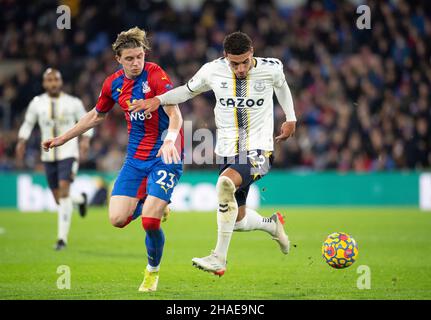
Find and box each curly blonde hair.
[112,27,150,56]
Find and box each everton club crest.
[254,80,266,92]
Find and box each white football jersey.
[18,92,93,162]
[186,57,287,157]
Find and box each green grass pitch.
[0,207,430,300]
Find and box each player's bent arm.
[16,130,33,160]
[15,138,27,161]
[43,108,106,150]
[163,104,183,133]
[274,82,297,142]
[17,103,38,142]
[274,81,296,122]
[16,100,38,159]
[17,122,35,142]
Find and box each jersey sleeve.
[186,63,212,94]
[95,78,115,113]
[18,97,38,140]
[148,65,174,96]
[273,59,287,88]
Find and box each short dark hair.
[223,31,252,55]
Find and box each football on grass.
[322,232,358,269]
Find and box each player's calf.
[215,176,238,223]
[212,176,238,264]
[142,216,165,268]
[140,216,165,292]
[216,176,236,201]
[234,207,277,234]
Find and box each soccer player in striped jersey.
[16,68,92,251]
[130,31,296,277]
[42,27,184,292]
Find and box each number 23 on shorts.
[155,169,177,195]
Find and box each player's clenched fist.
[41,136,66,152]
[275,121,296,143]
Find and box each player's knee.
[216,176,236,195]
[142,216,161,231]
[109,213,129,228]
[51,190,60,204]
[110,216,123,228]
[58,187,69,198]
[109,217,127,228]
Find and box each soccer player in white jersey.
[130,31,296,276]
[16,68,93,251]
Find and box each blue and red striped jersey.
[95,62,184,161]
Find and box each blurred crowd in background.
[0,0,430,172]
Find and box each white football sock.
[213,176,238,263]
[71,193,85,205]
[234,208,277,235]
[58,197,73,242]
[146,264,160,272]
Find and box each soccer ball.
[322,232,358,269]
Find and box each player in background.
[16,68,92,251]
[42,27,183,292]
[130,31,296,276]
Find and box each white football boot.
[271,212,290,254]
[192,251,226,277]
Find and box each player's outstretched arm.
[156,104,183,164]
[130,63,211,115]
[129,85,197,115]
[42,108,106,151]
